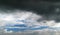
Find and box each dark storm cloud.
[0,0,60,21]
[0,0,59,13]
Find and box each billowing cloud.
[0,10,60,35]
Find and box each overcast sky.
[1,0,60,35]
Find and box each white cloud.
[0,10,60,33]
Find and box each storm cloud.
[0,0,60,35]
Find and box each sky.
[0,10,60,35]
[0,0,60,35]
[0,0,60,22]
